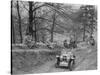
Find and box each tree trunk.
[34,11,37,43]
[17,1,23,43]
[11,1,15,44]
[28,2,38,43]
[83,23,86,41]
[51,12,56,42]
[28,2,33,35]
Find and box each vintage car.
[55,50,75,71]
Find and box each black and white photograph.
[11,0,97,74]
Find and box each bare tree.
[51,11,56,42]
[16,1,23,43]
[28,1,34,35]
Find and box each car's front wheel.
[68,60,74,71]
[55,57,60,68]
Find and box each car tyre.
[69,60,74,71]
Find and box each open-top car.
[55,50,75,71]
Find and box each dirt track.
[29,46,97,74]
[12,46,97,75]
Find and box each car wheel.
[56,58,60,68]
[69,60,74,71]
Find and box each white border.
[0,0,99,75]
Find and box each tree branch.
[35,17,52,22]
[32,4,46,12]
[20,1,29,11]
